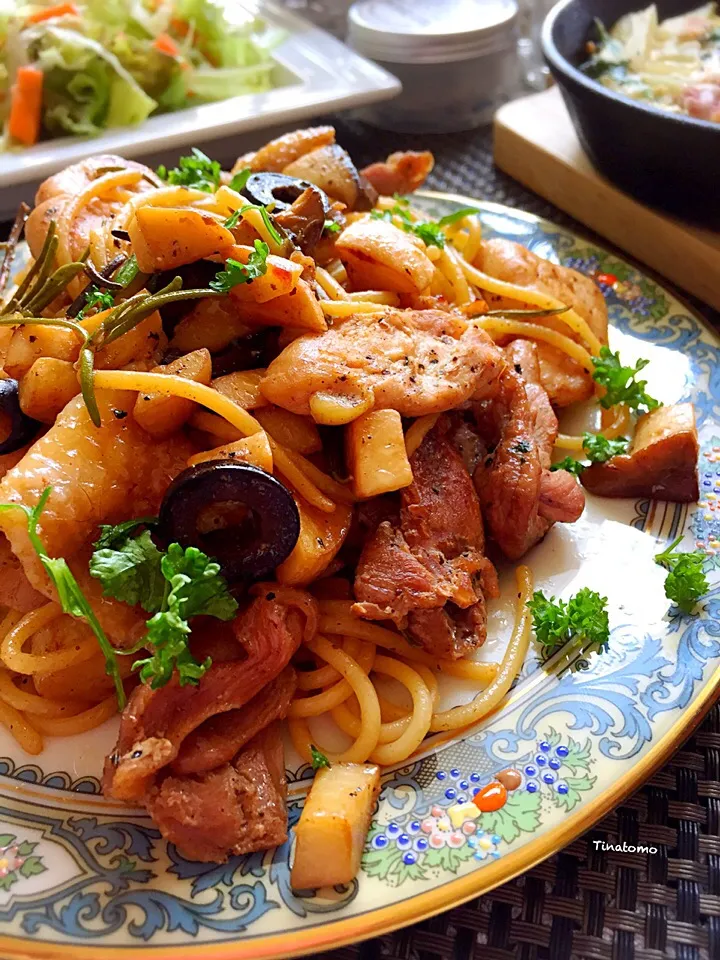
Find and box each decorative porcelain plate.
[1,194,719,960]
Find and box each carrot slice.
[26,2,79,23]
[8,66,43,147]
[153,32,181,58]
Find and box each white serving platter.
[0,1,400,216]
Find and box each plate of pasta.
[0,126,717,960]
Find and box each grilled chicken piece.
[476,239,609,407]
[474,341,585,559]
[26,154,158,262]
[145,723,289,863]
[232,126,336,174]
[353,418,498,659]
[581,403,699,502]
[261,308,506,419]
[336,218,434,295]
[361,151,435,196]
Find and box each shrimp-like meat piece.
[361,150,435,196]
[261,308,506,418]
[26,154,158,261]
[476,238,608,407]
[232,126,336,174]
[474,341,585,559]
[0,390,194,644]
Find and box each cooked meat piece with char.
[473,341,585,559]
[476,239,608,407]
[261,308,506,418]
[146,723,289,863]
[104,589,316,804]
[353,418,498,659]
[360,151,435,196]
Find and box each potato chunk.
[19,357,79,423]
[128,206,235,273]
[276,498,352,586]
[133,348,212,438]
[346,409,413,499]
[187,433,273,473]
[336,219,434,295]
[291,763,380,890]
[581,403,699,502]
[212,369,268,410]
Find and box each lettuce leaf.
[27,25,156,137]
[187,63,273,101]
[174,0,272,69]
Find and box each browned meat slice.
[232,126,336,174]
[581,403,699,502]
[261,309,506,419]
[353,419,498,659]
[474,343,584,559]
[476,239,609,407]
[361,151,435,196]
[146,723,289,863]
[171,666,297,776]
[104,588,317,802]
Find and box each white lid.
[348,0,518,64]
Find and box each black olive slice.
[0,380,42,455]
[241,172,331,217]
[158,460,300,582]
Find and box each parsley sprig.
[209,240,270,293]
[528,587,610,655]
[0,489,126,707]
[76,285,115,321]
[551,432,630,476]
[592,347,661,415]
[157,148,221,193]
[654,536,708,614]
[310,745,331,771]
[371,196,445,248]
[90,522,238,689]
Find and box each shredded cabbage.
[1,0,280,147]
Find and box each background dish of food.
[580,3,719,122]
[542,0,720,227]
[0,1,400,216]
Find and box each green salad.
[0,0,283,148]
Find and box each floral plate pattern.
[0,194,719,959]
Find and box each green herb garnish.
[228,167,251,193]
[76,285,115,320]
[550,432,629,475]
[528,587,610,655]
[370,202,446,248]
[654,536,708,614]
[592,347,661,415]
[437,206,481,227]
[0,489,126,707]
[157,148,221,193]
[239,204,283,245]
[90,521,238,688]
[210,239,270,293]
[310,745,331,770]
[224,209,242,229]
[323,219,341,234]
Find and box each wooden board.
[493,86,720,312]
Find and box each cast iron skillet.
[542,0,720,227]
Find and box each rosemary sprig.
[484,306,570,318]
[23,259,88,315]
[1,223,59,316]
[0,203,30,297]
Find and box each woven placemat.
[312,115,720,960]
